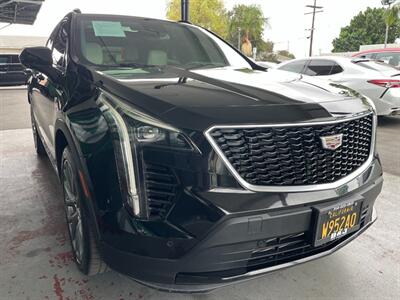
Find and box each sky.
[0,0,396,58]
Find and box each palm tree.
[384,2,400,47]
[228,5,269,56]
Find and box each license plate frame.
[313,199,363,247]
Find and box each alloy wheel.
[62,160,84,264]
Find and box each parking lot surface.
[0,88,399,299]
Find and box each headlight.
[124,118,194,151]
[97,91,196,218]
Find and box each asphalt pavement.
[0,87,399,299]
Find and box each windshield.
[76,15,251,71]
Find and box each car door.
[30,20,69,159]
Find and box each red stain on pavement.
[56,232,68,247]
[49,251,74,268]
[53,274,64,300]
[7,212,66,254]
[78,288,94,300]
[7,187,67,258]
[55,251,74,266]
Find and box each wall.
[0,35,47,54]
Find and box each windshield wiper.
[102,62,161,69]
[119,62,159,68]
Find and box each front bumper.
[99,167,382,293]
[136,208,377,293]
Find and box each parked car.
[0,53,28,86]
[20,11,382,292]
[277,56,400,116]
[353,48,400,69]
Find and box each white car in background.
[276,56,400,116]
[256,61,279,68]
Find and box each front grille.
[143,163,178,219]
[209,114,373,186]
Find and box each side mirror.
[19,47,60,82]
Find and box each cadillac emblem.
[320,134,343,150]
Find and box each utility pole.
[181,0,190,22]
[305,0,323,57]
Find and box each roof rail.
[72,8,81,13]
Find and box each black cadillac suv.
[19,11,383,292]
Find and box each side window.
[0,55,10,64]
[278,60,307,74]
[375,52,400,67]
[304,59,341,76]
[52,22,68,69]
[358,53,374,59]
[330,63,343,75]
[11,55,21,64]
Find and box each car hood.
[92,66,372,131]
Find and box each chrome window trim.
[204,111,376,192]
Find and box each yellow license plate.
[314,200,362,247]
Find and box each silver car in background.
[276,56,400,116]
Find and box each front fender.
[55,116,105,240]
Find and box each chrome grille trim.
[204,111,376,192]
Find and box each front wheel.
[61,147,108,275]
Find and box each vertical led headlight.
[97,91,196,218]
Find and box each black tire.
[30,107,46,156]
[61,147,108,276]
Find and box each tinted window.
[76,15,251,70]
[278,60,307,73]
[52,22,68,68]
[0,55,10,64]
[304,59,342,76]
[375,52,400,68]
[331,64,343,74]
[357,53,374,59]
[10,55,21,64]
